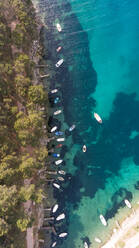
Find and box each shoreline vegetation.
[0,0,53,247]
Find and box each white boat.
[69,124,76,132]
[51,241,57,247]
[53,183,60,189]
[100,214,107,226]
[58,232,68,238]
[84,242,89,248]
[58,176,64,181]
[124,199,132,209]
[56,23,62,32]
[52,204,59,213]
[56,46,62,52]
[55,159,63,165]
[55,59,64,68]
[94,112,102,124]
[57,138,65,142]
[51,126,57,132]
[54,110,62,115]
[82,145,87,152]
[51,89,58,94]
[58,170,66,175]
[95,237,101,243]
[56,213,65,221]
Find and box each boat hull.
[94,112,102,123]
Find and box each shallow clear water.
[32,0,139,247]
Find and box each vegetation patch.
[0,0,48,247]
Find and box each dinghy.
[51,126,57,132]
[52,153,60,158]
[58,232,68,238]
[82,145,87,152]
[56,23,62,32]
[51,241,57,247]
[52,204,59,213]
[57,138,65,142]
[56,46,62,52]
[56,144,63,148]
[58,176,64,181]
[53,183,60,189]
[55,131,64,136]
[84,242,89,248]
[58,170,66,175]
[55,159,63,165]
[95,237,101,243]
[51,89,58,94]
[55,59,64,68]
[94,112,102,123]
[54,110,62,115]
[99,214,107,226]
[54,97,60,104]
[56,213,65,221]
[124,199,132,208]
[69,124,76,132]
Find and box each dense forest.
[0,0,48,247]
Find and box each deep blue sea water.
[33,0,139,247]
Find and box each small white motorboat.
[124,199,132,209]
[52,204,59,213]
[94,112,102,124]
[58,170,66,175]
[56,46,62,52]
[58,232,68,238]
[51,89,58,94]
[51,241,57,247]
[95,237,101,243]
[69,124,76,132]
[100,214,107,226]
[82,145,87,152]
[53,183,60,189]
[51,126,57,132]
[55,59,64,68]
[55,159,63,165]
[56,23,62,32]
[57,176,64,181]
[84,241,89,248]
[54,110,62,115]
[57,138,65,142]
[56,213,65,221]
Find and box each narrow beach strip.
[101,208,139,248]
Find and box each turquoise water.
[33,0,139,247]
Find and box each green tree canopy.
[35,146,48,165]
[19,184,35,201]
[19,156,37,178]
[0,218,9,237]
[0,154,19,184]
[28,85,46,104]
[16,217,31,232]
[12,23,25,48]
[0,185,18,213]
[14,112,43,145]
[14,54,33,75]
[15,112,43,131]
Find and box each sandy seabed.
[101,203,139,248]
